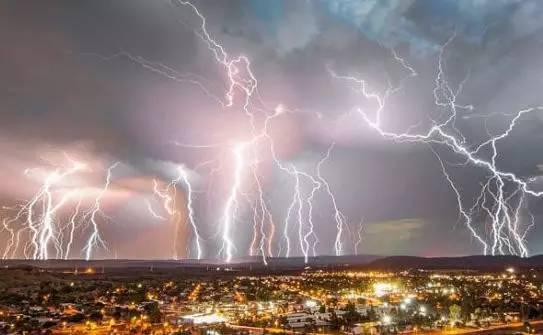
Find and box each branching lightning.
[329,37,542,257]
[6,2,536,263]
[172,1,347,263]
[83,162,119,261]
[70,1,350,263]
[1,157,120,260]
[149,166,204,260]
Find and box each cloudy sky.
[1,0,543,260]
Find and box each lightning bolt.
[151,172,183,259]
[172,1,349,263]
[2,157,121,260]
[175,1,280,264]
[280,171,298,258]
[8,157,86,260]
[70,1,349,263]
[83,162,119,261]
[317,143,347,256]
[1,217,16,260]
[219,143,246,263]
[179,167,203,260]
[149,165,204,260]
[5,1,538,263]
[63,196,82,260]
[353,218,364,256]
[329,36,541,257]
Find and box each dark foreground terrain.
[1,254,543,274]
[1,256,543,334]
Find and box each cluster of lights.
[183,313,227,325]
[373,282,397,297]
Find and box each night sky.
[1,0,543,260]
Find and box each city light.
[373,282,397,297]
[305,300,318,308]
[183,313,227,325]
[382,315,392,325]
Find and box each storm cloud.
[1,0,543,259]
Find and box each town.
[0,265,542,335]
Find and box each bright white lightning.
[220,143,246,263]
[8,158,86,260]
[329,37,541,257]
[83,162,119,261]
[281,171,299,258]
[1,158,122,260]
[295,170,306,261]
[81,51,226,108]
[150,166,205,260]
[354,218,364,256]
[305,171,322,258]
[317,143,346,256]
[177,1,269,263]
[81,1,350,262]
[14,2,539,261]
[151,167,202,259]
[178,167,203,260]
[250,165,274,266]
[1,218,16,260]
[64,196,82,259]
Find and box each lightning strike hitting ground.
[150,172,185,260]
[317,143,347,256]
[173,1,347,263]
[179,167,203,260]
[1,158,120,260]
[4,2,540,262]
[148,163,205,260]
[354,218,364,256]
[73,1,350,262]
[220,143,246,263]
[83,162,119,261]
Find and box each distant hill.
[0,254,382,271]
[1,254,543,272]
[366,255,543,270]
[227,254,383,267]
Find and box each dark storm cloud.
[1,0,543,258]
